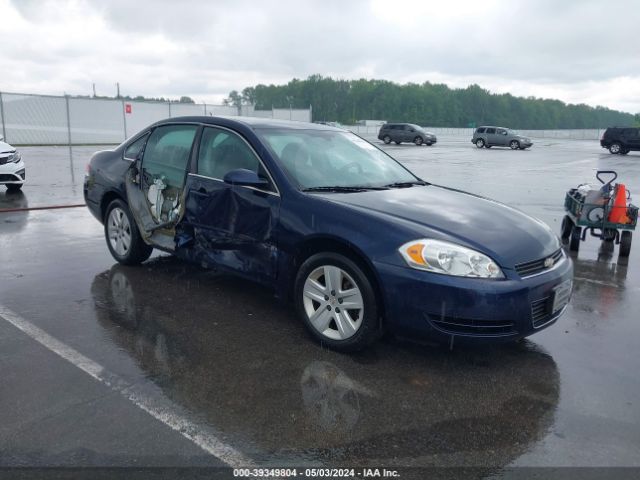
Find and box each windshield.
[257,129,419,190]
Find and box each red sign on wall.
[125,103,132,114]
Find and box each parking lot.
[1,136,639,474]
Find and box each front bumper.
[0,159,26,184]
[375,253,573,344]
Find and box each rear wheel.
[6,184,23,192]
[383,135,391,144]
[295,252,380,352]
[620,231,632,257]
[414,136,423,146]
[560,215,574,242]
[569,225,581,252]
[475,139,485,148]
[609,143,621,154]
[104,199,153,265]
[510,140,520,150]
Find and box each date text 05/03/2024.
[232,468,400,478]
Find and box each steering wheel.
[338,162,363,174]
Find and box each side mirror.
[223,168,269,188]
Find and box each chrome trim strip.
[517,250,566,279]
[187,173,280,197]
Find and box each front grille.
[531,297,552,328]
[0,174,18,182]
[515,249,564,278]
[428,315,517,336]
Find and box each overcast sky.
[1,0,639,113]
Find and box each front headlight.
[8,151,21,163]
[399,239,504,279]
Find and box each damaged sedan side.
[85,116,572,352]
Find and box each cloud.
[1,0,639,112]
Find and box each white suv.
[0,136,25,192]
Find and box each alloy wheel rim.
[302,265,364,340]
[611,144,620,153]
[107,207,132,257]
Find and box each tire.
[104,199,153,265]
[620,149,629,155]
[569,225,581,252]
[619,231,632,258]
[475,139,485,148]
[394,141,401,145]
[425,142,433,146]
[510,140,520,150]
[414,136,423,146]
[383,135,391,144]
[485,145,492,148]
[609,143,621,154]
[6,183,23,192]
[560,215,574,242]
[294,252,380,352]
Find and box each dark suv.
[378,123,437,146]
[600,127,640,155]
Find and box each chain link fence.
[0,91,312,145]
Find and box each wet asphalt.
[0,136,639,476]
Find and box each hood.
[0,141,15,154]
[315,185,559,267]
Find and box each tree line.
[225,75,638,129]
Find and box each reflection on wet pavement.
[91,258,559,467]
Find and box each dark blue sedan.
[84,117,573,351]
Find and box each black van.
[600,127,640,154]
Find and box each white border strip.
[0,303,253,468]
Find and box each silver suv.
[471,126,532,150]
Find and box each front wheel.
[104,199,153,265]
[569,225,581,252]
[620,231,632,257]
[294,253,380,352]
[510,140,520,150]
[383,135,391,144]
[475,139,485,148]
[609,143,621,154]
[560,215,574,242]
[414,136,423,146]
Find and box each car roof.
[478,126,509,129]
[152,116,341,131]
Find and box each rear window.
[476,128,485,133]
